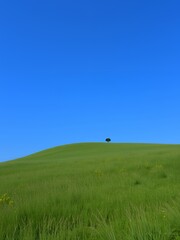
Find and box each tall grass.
[0,143,180,239]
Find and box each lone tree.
[105,138,111,143]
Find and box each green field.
[0,143,180,240]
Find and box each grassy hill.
[0,143,180,240]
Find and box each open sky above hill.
[0,0,180,161]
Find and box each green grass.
[0,142,180,239]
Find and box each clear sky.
[0,0,180,161]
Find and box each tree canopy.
[105,138,111,143]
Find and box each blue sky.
[0,0,180,161]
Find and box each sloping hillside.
[0,143,180,240]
